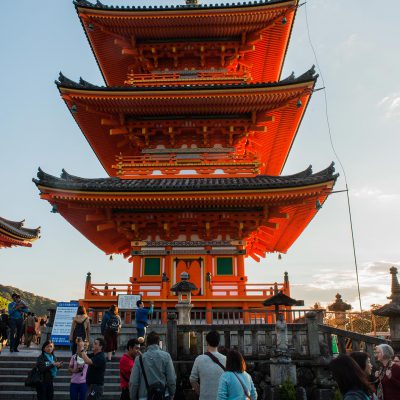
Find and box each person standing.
[217,349,257,400]
[135,300,153,339]
[69,338,88,400]
[70,306,91,355]
[330,354,376,400]
[36,340,63,400]
[78,337,107,400]
[190,330,226,400]
[101,305,122,361]
[0,309,9,352]
[129,331,176,400]
[8,293,29,352]
[119,338,141,400]
[24,312,36,348]
[375,344,400,400]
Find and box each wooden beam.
[269,211,289,219]
[85,214,105,222]
[101,118,119,126]
[97,222,115,232]
[110,127,129,136]
[257,114,275,124]
[247,31,263,45]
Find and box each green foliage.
[0,284,57,316]
[0,296,9,310]
[278,380,296,400]
[333,389,342,400]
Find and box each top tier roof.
[75,0,298,86]
[0,216,40,249]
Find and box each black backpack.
[73,318,87,340]
[106,314,120,332]
[139,355,167,400]
[25,366,42,387]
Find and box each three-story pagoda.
[34,0,337,320]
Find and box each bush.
[278,380,296,400]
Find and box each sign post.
[118,294,141,310]
[51,301,79,346]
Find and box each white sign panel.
[118,294,141,310]
[51,302,79,345]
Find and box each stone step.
[0,381,120,392]
[0,360,120,369]
[0,391,121,400]
[0,374,120,383]
[0,368,119,377]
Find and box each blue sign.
[51,302,79,346]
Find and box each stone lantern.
[170,271,198,324]
[373,267,400,352]
[328,293,351,329]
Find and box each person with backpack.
[129,331,176,400]
[36,340,63,400]
[70,306,90,355]
[101,305,122,361]
[8,293,29,352]
[217,350,257,400]
[190,330,226,400]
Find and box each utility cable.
[304,2,363,312]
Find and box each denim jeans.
[136,326,146,339]
[70,382,87,400]
[9,318,23,351]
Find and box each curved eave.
[0,217,40,241]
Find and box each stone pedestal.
[270,356,297,386]
[176,303,193,354]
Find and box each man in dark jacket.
[78,337,107,399]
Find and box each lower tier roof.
[33,165,337,261]
[0,216,40,249]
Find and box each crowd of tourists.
[330,344,400,400]
[3,294,400,400]
[0,292,48,354]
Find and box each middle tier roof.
[57,67,317,178]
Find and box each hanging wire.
[304,2,363,312]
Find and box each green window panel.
[216,257,233,275]
[144,258,161,275]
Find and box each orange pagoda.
[34,0,337,319]
[0,216,40,249]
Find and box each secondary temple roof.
[0,216,40,249]
[56,68,317,177]
[33,163,336,192]
[33,165,337,261]
[74,0,298,85]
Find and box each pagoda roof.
[34,163,336,193]
[0,216,40,249]
[56,68,317,177]
[75,0,295,12]
[33,164,336,260]
[74,0,298,85]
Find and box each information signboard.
[118,294,141,310]
[51,301,79,346]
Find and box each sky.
[1,0,399,311]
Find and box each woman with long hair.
[217,349,257,400]
[69,306,90,355]
[36,340,63,400]
[375,344,400,400]
[101,304,121,361]
[330,354,376,400]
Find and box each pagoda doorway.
[173,257,203,296]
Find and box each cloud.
[378,93,400,119]
[292,261,395,310]
[351,187,400,203]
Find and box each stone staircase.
[0,352,122,399]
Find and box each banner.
[51,301,79,345]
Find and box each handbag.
[25,366,42,387]
[138,355,167,400]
